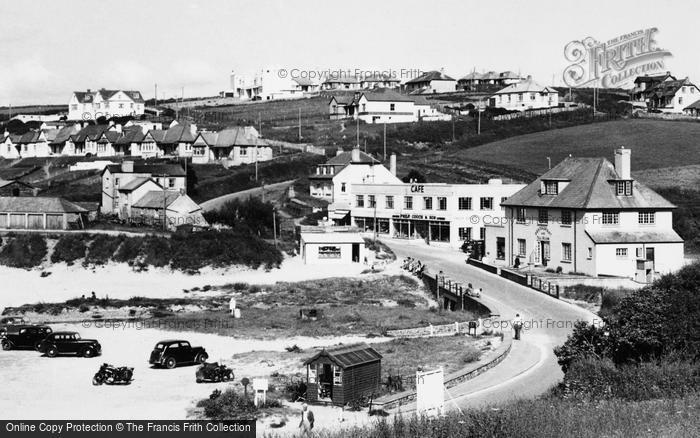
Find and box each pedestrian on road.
[229,297,237,316]
[299,403,314,436]
[512,313,524,340]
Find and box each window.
[679,97,683,105]
[404,196,413,210]
[333,367,342,385]
[562,243,572,262]
[587,247,593,259]
[341,182,346,193]
[390,103,395,111]
[616,248,628,258]
[368,195,376,208]
[480,227,486,240]
[459,227,472,240]
[561,210,572,225]
[636,247,644,258]
[458,197,472,210]
[602,212,619,225]
[544,181,558,195]
[480,197,493,210]
[438,197,447,210]
[530,93,536,101]
[385,195,394,209]
[130,103,134,109]
[319,246,342,259]
[517,239,526,257]
[308,365,317,383]
[71,104,78,110]
[423,197,433,210]
[118,103,124,109]
[240,147,248,156]
[355,195,364,207]
[615,181,633,196]
[516,208,527,223]
[538,209,548,224]
[638,211,655,224]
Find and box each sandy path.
[0,257,381,312]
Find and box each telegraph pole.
[272,209,278,248]
[154,84,158,108]
[254,137,259,181]
[383,122,387,160]
[298,108,301,141]
[356,115,359,146]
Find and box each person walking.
[229,297,237,316]
[299,403,314,436]
[512,313,524,340]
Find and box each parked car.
[0,316,30,336]
[1,325,52,351]
[37,331,101,358]
[196,362,234,383]
[149,340,208,369]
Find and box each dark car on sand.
[149,340,208,369]
[1,325,53,351]
[37,331,101,357]
[0,316,31,336]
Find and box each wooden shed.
[304,343,382,406]
[0,197,87,230]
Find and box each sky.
[1,0,698,106]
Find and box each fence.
[528,276,560,298]
[465,258,562,300]
[467,257,499,274]
[492,105,590,121]
[421,271,492,315]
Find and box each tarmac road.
[384,239,598,411]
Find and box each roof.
[17,131,42,144]
[586,230,683,244]
[115,126,147,145]
[459,71,483,81]
[148,130,167,143]
[104,163,186,177]
[323,76,360,84]
[326,150,379,165]
[293,78,316,87]
[361,88,414,102]
[502,156,676,210]
[493,77,557,95]
[644,78,694,99]
[634,73,675,84]
[163,123,196,144]
[73,201,99,212]
[300,232,366,244]
[0,179,34,189]
[361,73,400,83]
[132,190,181,209]
[193,132,219,146]
[303,343,382,368]
[684,99,700,110]
[74,89,144,103]
[50,125,81,145]
[0,197,87,214]
[71,124,111,143]
[405,70,455,84]
[213,127,261,147]
[118,177,159,192]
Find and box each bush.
[461,345,482,364]
[112,237,143,264]
[51,235,88,265]
[196,388,276,420]
[85,235,124,265]
[0,235,48,268]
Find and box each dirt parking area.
[0,323,386,420]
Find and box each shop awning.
[330,210,350,220]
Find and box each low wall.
[500,268,529,286]
[373,335,512,411]
[387,318,493,338]
[467,258,499,274]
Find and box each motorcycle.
[196,362,234,383]
[92,363,134,385]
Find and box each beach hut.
[304,343,382,406]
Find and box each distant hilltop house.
[403,70,457,94]
[329,89,450,123]
[68,89,145,121]
[458,70,524,90]
[321,73,400,91]
[191,126,272,165]
[631,73,700,114]
[490,147,683,283]
[221,68,319,101]
[321,76,362,91]
[488,76,559,111]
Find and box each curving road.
[384,239,598,411]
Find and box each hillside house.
[328,95,359,120]
[131,190,208,230]
[491,148,684,282]
[631,72,676,103]
[48,124,81,155]
[158,121,197,156]
[0,179,37,197]
[15,131,52,158]
[191,127,272,165]
[488,76,559,111]
[321,76,361,90]
[69,89,145,121]
[404,70,457,94]
[66,124,118,156]
[101,162,186,215]
[304,343,382,406]
[644,78,700,113]
[360,73,401,89]
[0,197,88,230]
[0,134,21,159]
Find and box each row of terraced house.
[0,120,272,165]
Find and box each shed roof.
[361,89,413,102]
[586,230,683,244]
[405,70,455,84]
[0,196,87,213]
[326,150,378,165]
[132,190,181,209]
[300,232,365,244]
[118,177,159,192]
[104,163,186,177]
[303,343,382,369]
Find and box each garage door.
[9,214,25,229]
[46,214,64,230]
[0,214,7,229]
[27,214,44,229]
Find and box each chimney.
[87,88,91,93]
[351,146,360,163]
[121,160,134,173]
[526,75,532,81]
[614,147,631,179]
[390,153,397,176]
[336,147,343,156]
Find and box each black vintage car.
[196,362,234,383]
[1,325,52,351]
[0,316,30,336]
[37,331,101,358]
[149,340,208,369]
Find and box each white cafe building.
[347,179,525,248]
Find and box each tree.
[402,169,426,183]
[5,119,28,135]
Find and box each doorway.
[351,243,360,262]
[318,363,333,401]
[540,241,550,266]
[646,247,655,270]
